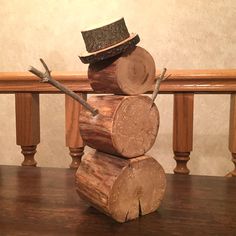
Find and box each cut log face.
[76,151,166,223]
[88,46,156,95]
[79,95,159,158]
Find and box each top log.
[88,46,156,95]
[0,70,236,93]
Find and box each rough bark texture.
[79,34,140,64]
[75,151,166,223]
[88,46,156,95]
[79,95,159,158]
[81,18,130,53]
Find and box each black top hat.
[79,18,140,64]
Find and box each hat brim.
[79,33,140,64]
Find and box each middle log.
[80,95,159,158]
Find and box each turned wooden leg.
[68,147,84,169]
[15,93,40,166]
[227,153,236,177]
[227,94,236,177]
[65,93,86,169]
[21,145,37,166]
[173,93,194,174]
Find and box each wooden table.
[0,165,235,235]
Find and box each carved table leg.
[173,93,194,174]
[227,94,236,177]
[21,145,37,166]
[65,93,86,169]
[15,93,40,166]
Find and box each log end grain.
[112,95,159,157]
[109,155,166,222]
[88,46,156,95]
[116,46,156,95]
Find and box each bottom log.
[75,151,166,223]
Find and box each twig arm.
[28,66,46,81]
[29,59,99,116]
[151,68,171,105]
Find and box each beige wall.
[0,0,235,175]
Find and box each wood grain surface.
[0,165,235,235]
[88,46,156,95]
[228,93,236,177]
[65,93,86,168]
[79,95,159,158]
[173,93,194,174]
[15,93,40,166]
[0,70,235,93]
[76,152,166,222]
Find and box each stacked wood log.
[28,18,166,223]
[76,89,166,223]
[79,95,159,157]
[76,18,167,222]
[76,151,166,222]
[88,46,156,95]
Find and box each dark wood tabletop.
[0,165,235,236]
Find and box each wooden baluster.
[173,93,194,174]
[15,93,40,166]
[227,94,236,177]
[65,93,86,169]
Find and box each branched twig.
[29,58,99,116]
[151,68,171,105]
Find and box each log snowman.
[29,18,167,223]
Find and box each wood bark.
[79,34,139,64]
[81,18,130,53]
[88,46,156,95]
[75,151,166,223]
[79,95,159,158]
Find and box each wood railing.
[0,70,236,176]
